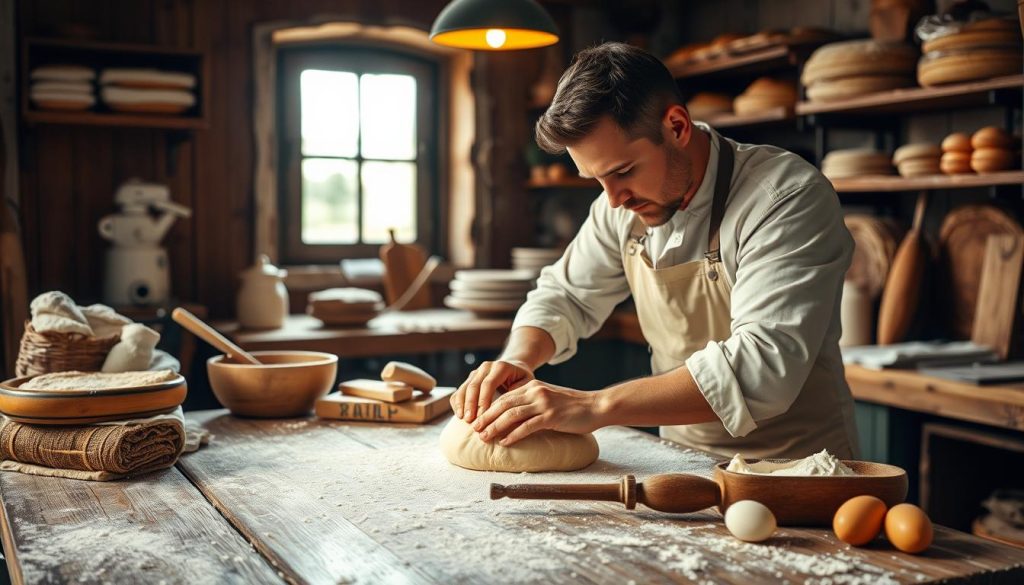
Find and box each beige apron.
[622,139,857,459]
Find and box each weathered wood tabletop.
[2,411,1023,584]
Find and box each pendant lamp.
[430,0,559,50]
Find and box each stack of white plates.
[444,270,537,316]
[511,247,562,273]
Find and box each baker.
[452,42,859,460]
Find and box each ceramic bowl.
[0,374,187,425]
[207,351,338,417]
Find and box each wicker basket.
[14,321,120,377]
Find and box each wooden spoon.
[172,307,262,365]
[877,191,928,345]
[491,461,907,526]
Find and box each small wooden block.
[315,387,454,423]
[338,379,413,403]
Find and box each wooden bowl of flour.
[713,460,907,525]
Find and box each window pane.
[300,69,358,157]
[360,74,416,160]
[302,158,358,244]
[361,161,416,244]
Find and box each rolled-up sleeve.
[512,196,632,364]
[685,181,852,437]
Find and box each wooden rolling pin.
[491,474,717,514]
[381,361,436,393]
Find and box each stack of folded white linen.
[99,68,196,114]
[29,64,96,111]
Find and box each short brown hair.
[535,42,683,154]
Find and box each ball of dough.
[439,416,599,472]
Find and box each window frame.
[277,45,439,263]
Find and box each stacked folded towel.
[99,68,196,114]
[29,65,96,111]
[0,406,208,481]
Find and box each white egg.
[724,499,777,542]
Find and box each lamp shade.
[430,0,559,50]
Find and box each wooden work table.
[2,412,1023,584]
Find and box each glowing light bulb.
[485,29,507,48]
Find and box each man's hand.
[472,380,603,446]
[451,359,534,422]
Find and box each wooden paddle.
[877,192,927,345]
[171,307,262,365]
[379,229,432,311]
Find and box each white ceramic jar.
[237,255,288,329]
[840,279,873,347]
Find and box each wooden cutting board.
[844,215,901,299]
[379,229,431,311]
[972,234,1024,359]
[939,205,1024,339]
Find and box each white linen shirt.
[511,124,855,437]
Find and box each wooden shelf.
[24,109,207,129]
[668,45,793,78]
[705,106,794,129]
[22,37,208,130]
[831,170,1024,193]
[845,364,1024,432]
[527,177,601,189]
[797,75,1024,117]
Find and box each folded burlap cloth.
[0,407,210,481]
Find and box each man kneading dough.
[451,42,860,460]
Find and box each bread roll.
[941,133,972,153]
[940,151,973,174]
[970,147,1016,173]
[971,126,1013,149]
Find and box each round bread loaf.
[806,75,914,102]
[970,147,1016,173]
[971,126,1013,149]
[802,40,918,85]
[941,132,972,153]
[686,92,733,118]
[897,159,942,177]
[893,143,941,165]
[940,151,973,174]
[922,28,1022,53]
[918,48,1023,86]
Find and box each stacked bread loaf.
[968,126,1019,174]
[29,65,95,111]
[821,149,896,180]
[892,143,941,177]
[802,39,918,102]
[733,77,797,115]
[686,92,733,119]
[940,132,973,174]
[306,287,383,327]
[99,68,196,114]
[917,18,1022,87]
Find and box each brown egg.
[885,503,933,554]
[833,495,887,546]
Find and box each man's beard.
[635,145,692,227]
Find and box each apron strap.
[705,138,735,263]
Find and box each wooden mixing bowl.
[207,351,338,417]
